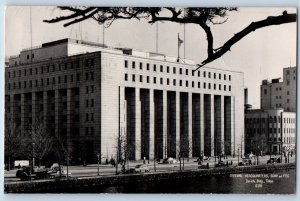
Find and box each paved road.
[4,155,295,183]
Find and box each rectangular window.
[125,60,128,68]
[219,84,221,90]
[224,85,226,91]
[229,75,231,81]
[147,63,150,70]
[24,69,27,76]
[153,64,156,71]
[52,77,55,84]
[29,80,32,87]
[85,72,89,80]
[186,80,188,87]
[91,113,94,122]
[86,113,89,122]
[41,79,44,86]
[64,75,67,83]
[208,83,211,89]
[214,84,216,90]
[91,99,94,107]
[91,85,94,93]
[186,69,188,75]
[167,66,170,73]
[76,73,80,81]
[24,81,26,88]
[47,78,50,85]
[132,61,135,69]
[86,86,89,94]
[219,73,221,79]
[198,82,200,88]
[198,71,200,77]
[224,74,226,80]
[90,72,94,80]
[132,74,135,82]
[147,76,150,83]
[173,67,176,74]
[58,76,61,84]
[180,68,182,74]
[86,99,89,108]
[140,75,143,82]
[229,85,231,91]
[192,81,194,88]
[203,71,206,77]
[160,78,163,85]
[208,72,211,78]
[30,69,32,75]
[139,62,143,70]
[173,79,176,86]
[192,70,194,76]
[70,74,73,82]
[203,82,206,89]
[180,80,182,86]
[214,73,216,79]
[160,65,163,72]
[153,77,156,84]
[167,78,169,85]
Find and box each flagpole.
[177,33,180,62]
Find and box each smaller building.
[245,108,296,156]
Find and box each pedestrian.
[207,163,209,169]
[18,163,21,169]
[143,157,146,164]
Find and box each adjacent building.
[5,38,244,163]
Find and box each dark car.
[215,161,225,168]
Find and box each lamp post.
[97,153,100,176]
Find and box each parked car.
[50,163,62,173]
[52,170,71,178]
[163,157,177,164]
[215,161,226,168]
[122,168,136,174]
[267,157,280,164]
[197,156,210,162]
[134,164,150,173]
[238,158,252,166]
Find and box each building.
[5,38,244,163]
[261,67,296,112]
[245,108,296,155]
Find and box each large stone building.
[245,108,296,155]
[261,67,296,112]
[5,38,244,163]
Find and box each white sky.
[5,6,297,108]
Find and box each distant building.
[261,67,296,112]
[245,108,296,155]
[5,38,244,164]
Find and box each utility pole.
[97,153,100,176]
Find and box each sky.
[5,6,297,108]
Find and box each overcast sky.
[5,6,297,108]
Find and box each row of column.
[122,87,234,160]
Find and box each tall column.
[67,88,72,151]
[43,91,48,130]
[32,92,36,124]
[55,90,60,136]
[149,89,155,159]
[231,96,235,155]
[20,93,25,135]
[135,88,141,160]
[220,95,225,155]
[211,95,215,156]
[175,91,180,158]
[188,92,193,158]
[200,93,204,156]
[162,90,167,158]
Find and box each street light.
[97,153,100,176]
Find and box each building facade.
[261,67,296,112]
[245,109,296,155]
[5,38,244,163]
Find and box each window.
[186,80,188,87]
[287,91,290,95]
[198,82,200,88]
[32,53,34,58]
[58,76,61,84]
[13,71,16,77]
[29,80,32,87]
[125,60,128,68]
[41,79,44,86]
[264,89,267,95]
[76,73,80,81]
[203,82,206,89]
[229,75,231,81]
[214,84,216,90]
[160,65,163,72]
[219,84,221,90]
[180,68,182,74]
[153,64,156,71]
[192,81,194,88]
[173,67,176,74]
[224,85,226,91]
[208,72,211,78]
[91,99,94,107]
[91,85,94,93]
[132,75,135,82]
[52,77,55,84]
[30,69,32,75]
[180,80,182,86]
[229,85,231,91]
[86,72,89,80]
[208,83,211,89]
[8,72,10,78]
[160,78,163,84]
[287,99,290,103]
[85,127,89,136]
[147,76,150,83]
[91,113,94,122]
[27,54,29,59]
[167,78,169,85]
[24,69,27,76]
[86,100,89,108]
[132,61,135,69]
[186,69,188,75]
[198,71,200,77]
[173,79,176,86]
[86,113,89,122]
[86,86,89,94]
[140,75,143,82]
[214,73,216,79]
[167,66,170,73]
[90,72,94,80]
[224,74,226,80]
[47,78,50,85]
[18,70,21,77]
[64,75,67,83]
[203,71,206,78]
[46,66,49,73]
[147,63,150,70]
[153,77,156,84]
[139,62,143,70]
[192,70,194,76]
[70,74,73,82]
[24,81,26,88]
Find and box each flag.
[178,33,183,47]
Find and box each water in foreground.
[49,169,295,194]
